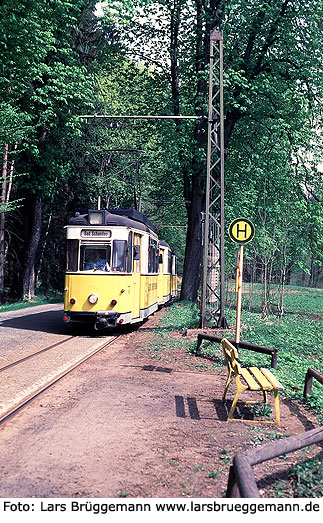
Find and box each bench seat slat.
[249,367,274,390]
[240,368,261,390]
[260,367,284,390]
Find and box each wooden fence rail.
[195,333,278,369]
[226,426,323,498]
[304,367,323,399]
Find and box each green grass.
[271,452,323,497]
[0,294,62,312]
[226,282,323,315]
[159,299,200,331]
[145,299,201,363]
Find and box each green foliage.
[0,0,103,186]
[94,59,189,270]
[105,0,323,297]
[0,0,118,299]
[272,452,323,497]
[207,471,218,480]
[249,427,286,446]
[249,402,272,418]
[0,102,30,147]
[1,0,322,302]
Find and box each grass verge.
[0,294,62,313]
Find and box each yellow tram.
[63,208,178,329]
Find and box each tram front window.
[81,246,111,271]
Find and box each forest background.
[0,0,322,317]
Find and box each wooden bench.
[221,338,284,426]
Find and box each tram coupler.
[94,312,121,330]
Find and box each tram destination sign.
[81,229,112,238]
[228,217,255,245]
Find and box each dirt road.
[0,306,320,498]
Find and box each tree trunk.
[22,191,42,300]
[277,235,288,317]
[170,0,180,118]
[262,257,270,319]
[308,255,315,287]
[179,0,211,301]
[180,174,204,300]
[313,265,321,287]
[0,144,8,304]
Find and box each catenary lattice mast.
[200,30,228,329]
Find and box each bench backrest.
[221,338,242,378]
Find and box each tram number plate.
[81,229,111,238]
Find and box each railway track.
[0,335,76,372]
[0,334,120,427]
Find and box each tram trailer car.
[63,208,178,330]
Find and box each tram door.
[158,247,164,304]
[132,233,141,319]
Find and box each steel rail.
[0,335,120,427]
[0,336,76,372]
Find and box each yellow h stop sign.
[228,217,255,245]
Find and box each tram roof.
[159,240,171,250]
[68,208,157,234]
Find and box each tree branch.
[251,0,290,78]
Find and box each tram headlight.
[88,293,99,304]
[88,211,104,225]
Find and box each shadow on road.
[0,310,68,335]
[0,308,143,337]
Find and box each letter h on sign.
[236,223,248,240]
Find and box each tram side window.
[156,249,160,273]
[168,252,172,274]
[66,240,79,272]
[148,243,152,273]
[176,258,178,275]
[148,240,153,273]
[112,240,127,272]
[148,239,158,273]
[127,232,133,273]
